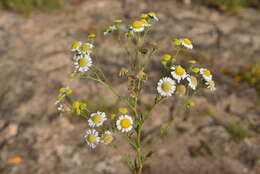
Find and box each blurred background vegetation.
[200,0,260,11]
[1,0,260,15]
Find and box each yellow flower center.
[190,76,198,86]
[102,133,113,144]
[92,115,102,123]
[81,44,90,52]
[79,58,88,67]
[162,82,172,92]
[183,38,192,45]
[204,69,211,76]
[132,21,143,29]
[121,119,131,128]
[175,66,185,76]
[88,135,96,143]
[71,41,81,49]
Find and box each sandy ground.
[0,0,259,174]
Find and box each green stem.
[135,121,143,174]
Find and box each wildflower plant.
[55,12,216,174]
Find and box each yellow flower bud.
[163,54,171,61]
[173,39,181,46]
[192,68,200,73]
[188,101,196,107]
[88,33,96,39]
[59,88,65,93]
[114,19,122,25]
[119,107,128,114]
[140,13,148,19]
[110,114,116,120]
[189,60,196,64]
[161,60,167,66]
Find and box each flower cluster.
[54,87,72,116]
[104,12,159,37]
[84,108,134,148]
[157,40,216,97]
[56,12,216,174]
[70,39,94,73]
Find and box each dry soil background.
[0,0,260,174]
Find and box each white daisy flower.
[116,115,133,133]
[157,77,176,97]
[200,68,212,82]
[148,12,159,21]
[139,19,151,27]
[101,131,113,144]
[206,80,216,91]
[180,38,193,49]
[71,41,82,52]
[74,54,93,72]
[131,21,144,33]
[84,129,100,148]
[171,65,188,83]
[187,75,198,90]
[88,111,107,127]
[80,42,93,54]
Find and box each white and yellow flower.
[116,115,133,133]
[206,80,216,91]
[131,21,145,32]
[171,65,188,83]
[200,68,212,82]
[157,77,176,97]
[148,12,159,21]
[88,111,107,127]
[180,38,193,49]
[80,42,93,54]
[187,75,198,90]
[84,129,100,148]
[101,131,113,144]
[71,41,82,52]
[73,54,92,72]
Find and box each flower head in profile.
[80,42,94,54]
[148,12,159,21]
[104,25,117,35]
[200,68,212,82]
[88,111,107,127]
[131,21,145,32]
[73,54,92,72]
[180,38,193,49]
[101,131,113,144]
[206,80,216,91]
[116,115,134,133]
[187,75,198,90]
[71,41,82,52]
[157,77,176,97]
[84,129,100,148]
[139,19,151,27]
[171,65,188,83]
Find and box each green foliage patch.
[1,0,63,15]
[201,0,260,12]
